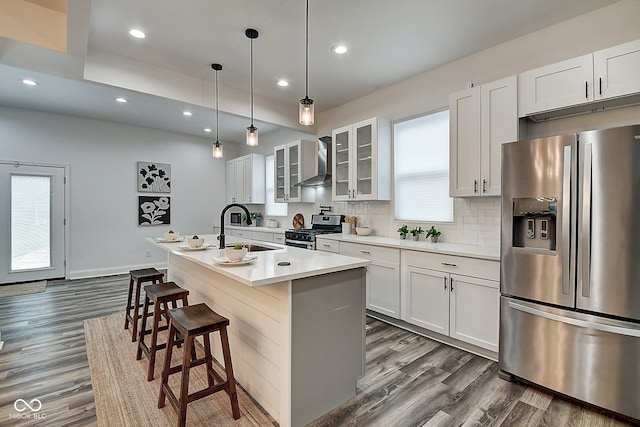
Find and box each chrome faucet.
[218,203,252,248]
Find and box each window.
[265,154,287,216]
[394,110,453,222]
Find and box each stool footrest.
[187,383,229,404]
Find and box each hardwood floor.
[0,275,636,426]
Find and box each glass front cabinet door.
[331,117,391,201]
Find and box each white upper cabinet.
[521,54,594,116]
[225,154,265,204]
[273,140,316,203]
[331,117,391,201]
[450,76,518,197]
[594,39,640,101]
[521,38,640,117]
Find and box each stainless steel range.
[284,214,344,250]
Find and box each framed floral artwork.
[138,161,171,193]
[138,196,170,226]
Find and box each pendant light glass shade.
[299,0,314,125]
[299,96,314,126]
[246,125,258,146]
[246,29,259,146]
[213,141,223,158]
[211,63,223,158]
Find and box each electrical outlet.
[145,250,151,257]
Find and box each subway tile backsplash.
[263,190,500,248]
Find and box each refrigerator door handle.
[579,143,593,298]
[508,300,640,337]
[561,145,572,295]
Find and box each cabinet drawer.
[227,229,251,239]
[273,233,285,244]
[316,239,340,253]
[340,242,400,264]
[404,250,499,281]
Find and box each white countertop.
[316,234,500,261]
[147,234,369,287]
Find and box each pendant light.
[246,28,259,146]
[211,63,223,158]
[299,0,314,126]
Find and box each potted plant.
[249,212,262,227]
[409,226,424,241]
[397,224,409,239]
[427,226,441,243]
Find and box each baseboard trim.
[69,262,167,280]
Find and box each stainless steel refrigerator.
[500,124,640,421]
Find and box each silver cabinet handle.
[443,276,447,290]
[562,144,572,296]
[508,301,640,337]
[441,262,457,267]
[359,250,371,255]
[578,143,592,298]
[322,244,331,248]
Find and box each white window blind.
[265,154,288,217]
[394,110,453,222]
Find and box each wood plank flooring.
[0,275,637,426]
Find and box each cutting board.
[293,213,305,229]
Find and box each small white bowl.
[187,237,204,248]
[357,227,373,236]
[164,231,179,241]
[225,247,248,261]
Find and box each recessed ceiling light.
[115,97,128,103]
[182,111,192,116]
[332,45,348,55]
[204,128,212,133]
[277,79,289,87]
[129,29,146,39]
[22,79,37,86]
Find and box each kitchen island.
[148,235,369,427]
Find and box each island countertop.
[147,234,370,287]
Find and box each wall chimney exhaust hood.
[295,136,332,187]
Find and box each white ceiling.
[0,0,620,143]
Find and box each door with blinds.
[0,162,66,284]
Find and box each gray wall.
[0,106,226,278]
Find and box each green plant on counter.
[409,226,424,237]
[426,226,441,242]
[426,226,441,238]
[250,212,263,220]
[397,224,409,238]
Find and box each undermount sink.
[225,243,279,252]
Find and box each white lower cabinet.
[315,238,340,253]
[340,242,400,319]
[401,250,499,352]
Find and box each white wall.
[0,106,226,278]
[234,0,640,247]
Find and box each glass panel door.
[355,122,373,197]
[288,143,299,200]
[334,128,351,198]
[274,146,286,201]
[0,163,66,284]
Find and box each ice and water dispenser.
[512,197,557,251]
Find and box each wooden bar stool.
[158,303,241,426]
[124,268,164,342]
[136,281,189,381]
